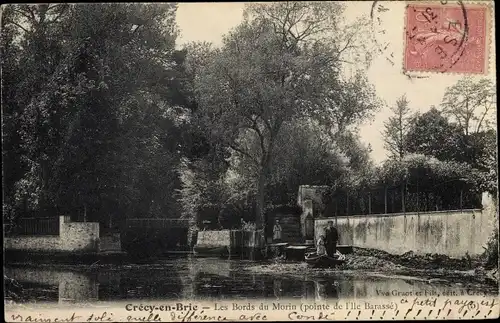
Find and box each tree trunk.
[255,171,266,230]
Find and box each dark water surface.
[4,256,496,304]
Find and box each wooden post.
[368,192,372,215]
[334,198,338,226]
[416,177,419,215]
[401,182,406,213]
[460,189,463,213]
[346,193,350,216]
[391,189,395,212]
[384,186,388,214]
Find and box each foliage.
[405,103,498,194]
[265,121,350,206]
[405,107,463,161]
[482,227,498,269]
[382,95,412,159]
[192,2,380,228]
[177,158,229,227]
[2,4,184,225]
[3,4,495,234]
[441,77,496,136]
[378,154,480,190]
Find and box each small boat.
[305,250,346,268]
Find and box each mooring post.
[384,186,388,214]
[460,189,463,213]
[368,192,372,215]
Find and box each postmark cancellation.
[403,1,492,74]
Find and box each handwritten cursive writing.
[11,313,82,323]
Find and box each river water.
[4,256,496,304]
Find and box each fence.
[125,218,190,229]
[5,217,60,236]
[322,185,482,217]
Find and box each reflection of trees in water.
[273,279,282,299]
[5,267,99,303]
[5,281,58,303]
[194,272,268,299]
[313,280,340,301]
[99,269,183,300]
[10,260,433,302]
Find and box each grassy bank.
[245,247,499,288]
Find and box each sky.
[175,2,496,164]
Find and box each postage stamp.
[404,2,490,74]
[2,2,498,322]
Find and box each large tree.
[441,77,496,136]
[405,107,462,161]
[192,2,379,230]
[440,77,497,182]
[2,4,185,225]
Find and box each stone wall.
[4,216,100,253]
[196,230,232,248]
[297,185,329,209]
[314,193,497,258]
[195,230,264,250]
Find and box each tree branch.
[228,143,259,166]
[6,19,29,33]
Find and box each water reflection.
[3,257,494,304]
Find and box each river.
[4,256,497,304]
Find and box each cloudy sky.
[175,2,496,164]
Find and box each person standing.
[324,221,339,257]
[273,219,283,242]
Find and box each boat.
[305,250,346,268]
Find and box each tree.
[405,107,463,161]
[377,154,483,212]
[263,120,350,206]
[441,77,496,136]
[2,4,71,221]
[193,2,379,230]
[405,109,497,195]
[382,95,412,159]
[2,4,185,226]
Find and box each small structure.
[297,185,329,242]
[193,229,265,258]
[4,215,100,253]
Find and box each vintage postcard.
[2,1,498,321]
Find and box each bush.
[483,227,499,269]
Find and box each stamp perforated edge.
[401,0,494,76]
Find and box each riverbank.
[245,247,499,289]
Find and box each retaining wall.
[195,230,264,250]
[4,216,99,253]
[315,193,497,258]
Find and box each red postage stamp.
[404,2,489,74]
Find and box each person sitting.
[316,235,326,256]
